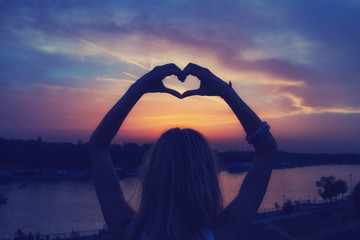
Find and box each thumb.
[163,87,182,99]
[180,89,202,99]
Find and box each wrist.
[220,82,236,100]
[120,83,144,106]
[128,82,146,98]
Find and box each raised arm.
[89,64,182,240]
[182,63,277,240]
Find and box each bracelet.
[246,121,270,144]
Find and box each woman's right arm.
[182,63,277,240]
[89,64,182,240]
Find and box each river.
[0,165,359,238]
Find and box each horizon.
[1,135,360,156]
[1,1,360,154]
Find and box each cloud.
[1,0,360,152]
[2,1,359,101]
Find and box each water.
[0,165,359,237]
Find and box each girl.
[89,63,277,240]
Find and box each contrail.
[123,72,140,79]
[77,38,150,70]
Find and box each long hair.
[123,128,223,240]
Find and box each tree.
[316,175,349,201]
[353,182,360,216]
[335,179,349,198]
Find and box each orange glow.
[117,93,243,141]
[3,34,357,153]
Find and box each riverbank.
[247,205,360,240]
[1,165,358,238]
[0,162,358,180]
[3,204,357,240]
[0,168,137,180]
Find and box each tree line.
[0,137,360,170]
[0,137,152,169]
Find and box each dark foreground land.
[7,203,359,240]
[247,205,360,240]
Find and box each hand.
[180,63,230,98]
[133,63,183,98]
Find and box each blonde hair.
[124,128,223,240]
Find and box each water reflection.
[0,165,359,237]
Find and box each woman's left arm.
[89,64,182,240]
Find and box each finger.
[155,64,182,79]
[161,68,182,79]
[151,64,175,74]
[163,87,182,98]
[159,63,185,82]
[171,64,183,74]
[185,63,206,71]
[156,63,181,71]
[182,63,209,79]
[182,65,205,79]
[181,89,202,98]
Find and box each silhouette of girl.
[89,63,277,240]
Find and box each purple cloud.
[1,0,360,153]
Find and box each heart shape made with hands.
[162,75,201,95]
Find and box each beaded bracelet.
[246,121,270,144]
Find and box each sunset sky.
[1,1,360,153]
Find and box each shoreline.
[1,163,359,180]
[248,204,360,240]
[1,202,357,240]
